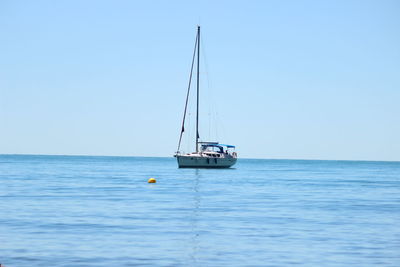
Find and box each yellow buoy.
[148,178,156,183]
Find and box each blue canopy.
[219,144,236,148]
[201,143,235,148]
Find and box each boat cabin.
[199,142,236,157]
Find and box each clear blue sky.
[1,0,399,161]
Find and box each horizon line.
[0,153,399,163]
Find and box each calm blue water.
[0,155,399,267]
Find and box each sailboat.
[174,26,237,168]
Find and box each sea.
[0,154,399,267]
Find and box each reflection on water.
[189,169,200,266]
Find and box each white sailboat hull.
[176,155,237,168]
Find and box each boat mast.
[196,26,200,152]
